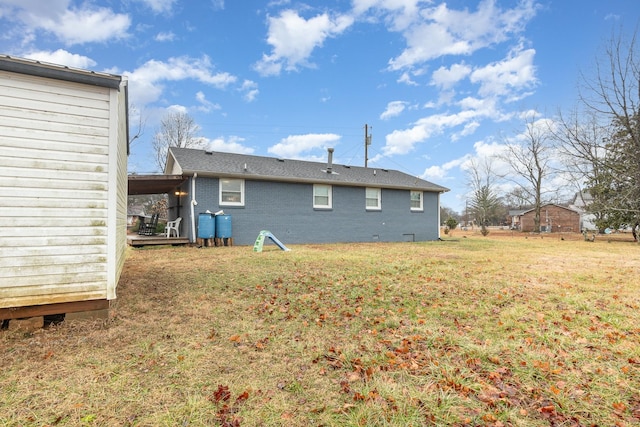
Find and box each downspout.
[437,192,442,239]
[190,173,198,243]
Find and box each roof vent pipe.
[327,147,334,173]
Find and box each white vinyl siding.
[220,178,244,206]
[0,69,125,308]
[366,187,381,210]
[313,184,332,209]
[410,191,423,211]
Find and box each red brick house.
[520,204,580,233]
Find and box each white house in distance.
[0,55,129,325]
[569,191,597,232]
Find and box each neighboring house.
[0,55,129,322]
[164,148,449,245]
[520,204,580,233]
[569,191,597,231]
[508,209,528,230]
[127,205,146,227]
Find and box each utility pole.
[364,124,372,168]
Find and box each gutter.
[190,173,198,243]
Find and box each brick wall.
[189,177,441,245]
[520,205,580,232]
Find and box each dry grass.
[1,231,639,426]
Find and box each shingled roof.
[168,148,449,193]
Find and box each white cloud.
[204,135,254,154]
[383,109,484,156]
[137,0,178,14]
[352,0,421,31]
[451,121,480,141]
[380,101,408,120]
[387,0,538,70]
[430,62,471,89]
[240,80,259,102]
[155,31,176,42]
[421,157,467,181]
[254,9,354,76]
[268,133,341,158]
[470,44,537,98]
[7,1,131,45]
[22,49,96,69]
[472,139,508,159]
[124,55,237,108]
[194,91,221,113]
[397,71,418,86]
[210,0,225,11]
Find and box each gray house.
[164,147,449,245]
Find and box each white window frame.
[410,190,423,211]
[219,178,245,206]
[313,184,332,209]
[365,187,381,210]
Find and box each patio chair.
[138,213,159,236]
[166,217,182,238]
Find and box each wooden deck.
[127,234,190,247]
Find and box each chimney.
[327,147,334,173]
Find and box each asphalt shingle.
[169,148,449,193]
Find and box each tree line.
[462,28,640,241]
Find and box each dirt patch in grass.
[2,235,639,426]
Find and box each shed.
[0,55,129,321]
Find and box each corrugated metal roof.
[169,147,449,193]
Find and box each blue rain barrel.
[197,213,215,239]
[215,215,232,238]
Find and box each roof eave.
[181,169,447,192]
[0,55,122,89]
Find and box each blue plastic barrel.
[215,215,232,238]
[197,213,215,239]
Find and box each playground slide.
[253,230,291,252]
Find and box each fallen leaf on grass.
[612,402,626,412]
[211,385,231,403]
[346,371,361,382]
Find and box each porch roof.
[128,174,187,195]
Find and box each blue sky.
[1,0,638,213]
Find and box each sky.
[1,0,638,213]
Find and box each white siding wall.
[109,80,129,300]
[0,70,114,308]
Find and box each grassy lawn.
[1,231,639,426]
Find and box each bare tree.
[550,109,610,228]
[500,113,555,232]
[152,111,203,172]
[503,187,531,209]
[465,157,501,236]
[558,27,640,240]
[128,103,146,146]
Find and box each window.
[410,191,423,211]
[366,187,381,210]
[220,179,244,206]
[313,184,332,209]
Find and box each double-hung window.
[220,178,244,206]
[366,187,381,210]
[313,184,332,209]
[410,191,423,211]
